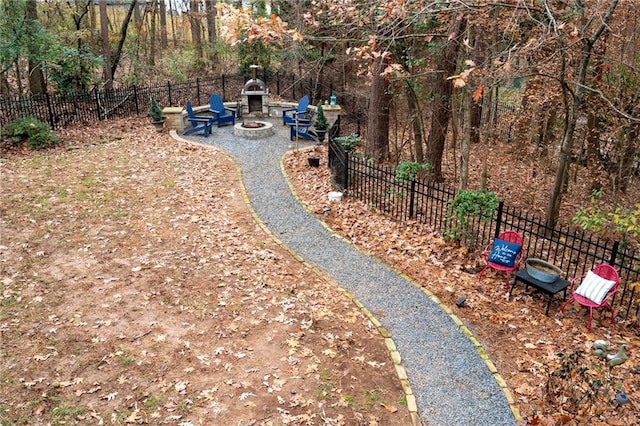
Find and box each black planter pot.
[151,119,165,132]
[308,157,320,167]
[315,129,327,142]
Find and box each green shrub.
[1,116,59,150]
[445,189,499,242]
[149,97,164,122]
[394,161,431,181]
[333,133,361,151]
[573,188,640,241]
[314,104,329,130]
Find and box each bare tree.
[426,14,467,181]
[189,0,203,61]
[99,0,112,89]
[545,0,620,228]
[366,54,391,162]
[159,0,168,48]
[25,0,46,94]
[110,0,137,81]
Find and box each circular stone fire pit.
[233,120,274,139]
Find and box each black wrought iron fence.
[0,71,348,131]
[328,117,639,319]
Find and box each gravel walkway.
[175,117,518,426]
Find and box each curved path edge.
[171,127,521,425]
[278,153,523,425]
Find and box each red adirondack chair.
[478,230,525,291]
[560,264,620,331]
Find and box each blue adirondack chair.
[209,94,236,127]
[282,95,314,126]
[183,102,215,136]
[289,122,317,142]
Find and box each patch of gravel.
[179,118,517,426]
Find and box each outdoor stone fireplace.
[241,65,269,116]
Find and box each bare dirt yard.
[284,142,639,426]
[0,118,411,425]
[2,117,639,426]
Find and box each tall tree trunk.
[585,109,603,192]
[616,122,639,192]
[205,0,218,70]
[205,0,217,44]
[134,0,142,26]
[0,72,10,96]
[110,0,137,81]
[14,61,23,95]
[99,0,112,89]
[406,83,424,163]
[460,86,472,189]
[168,0,177,48]
[470,25,484,145]
[426,14,467,180]
[365,55,390,162]
[25,0,46,95]
[189,0,203,61]
[159,0,167,48]
[545,0,619,228]
[149,1,157,67]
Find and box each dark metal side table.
[510,269,570,316]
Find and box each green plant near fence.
[0,116,59,150]
[394,161,431,182]
[445,189,499,243]
[333,133,361,151]
[387,161,432,201]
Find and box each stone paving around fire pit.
[173,117,518,426]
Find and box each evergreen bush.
[314,104,329,130]
[150,97,164,123]
[0,116,59,150]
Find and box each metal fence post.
[343,152,349,190]
[494,200,504,238]
[409,179,416,218]
[608,240,620,266]
[292,75,296,99]
[167,81,172,106]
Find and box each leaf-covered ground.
[283,145,640,426]
[0,118,412,425]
